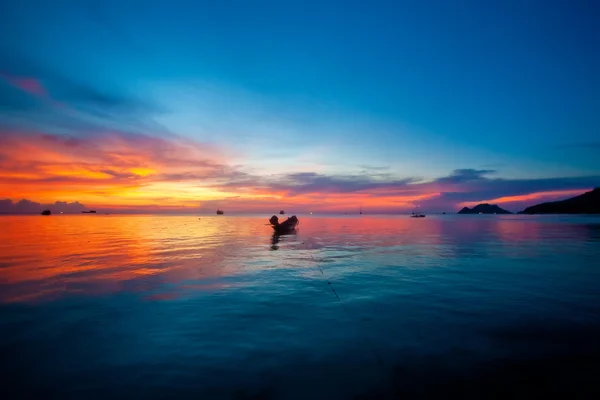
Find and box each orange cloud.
[0,130,443,212]
[0,130,233,206]
[1,130,598,213]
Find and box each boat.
[360,206,363,215]
[280,210,285,215]
[269,215,299,234]
[41,209,51,216]
[216,209,224,215]
[82,210,97,213]
[411,212,426,218]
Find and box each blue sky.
[0,0,599,212]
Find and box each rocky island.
[458,204,511,214]
[519,188,600,214]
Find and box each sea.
[1,214,600,399]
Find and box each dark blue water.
[1,215,600,398]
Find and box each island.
[458,204,511,214]
[519,188,600,214]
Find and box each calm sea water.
[1,214,600,398]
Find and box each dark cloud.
[0,50,166,136]
[446,175,599,200]
[213,171,417,196]
[47,75,162,118]
[98,169,139,180]
[0,51,152,110]
[420,172,600,211]
[160,168,253,184]
[206,167,600,212]
[207,166,599,208]
[435,169,496,184]
[0,199,86,214]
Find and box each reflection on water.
[270,231,297,251]
[1,214,600,398]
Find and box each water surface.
[2,214,600,398]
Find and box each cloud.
[0,51,166,137]
[206,168,599,212]
[0,199,86,214]
[0,53,140,109]
[0,75,47,96]
[0,128,232,206]
[435,169,496,184]
[0,127,598,213]
[419,169,600,211]
[263,172,416,195]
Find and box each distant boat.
[360,206,363,215]
[82,210,97,213]
[41,209,51,216]
[216,209,224,215]
[411,212,426,218]
[280,210,285,215]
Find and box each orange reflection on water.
[0,214,573,304]
[0,215,270,303]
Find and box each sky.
[1,0,599,213]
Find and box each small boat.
[41,209,51,216]
[280,210,285,215]
[269,215,299,234]
[411,212,426,218]
[216,209,224,215]
[82,210,97,213]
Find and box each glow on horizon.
[1,127,598,213]
[459,189,590,209]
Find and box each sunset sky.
[1,0,599,213]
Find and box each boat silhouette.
[269,215,298,234]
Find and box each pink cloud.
[1,73,47,97]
